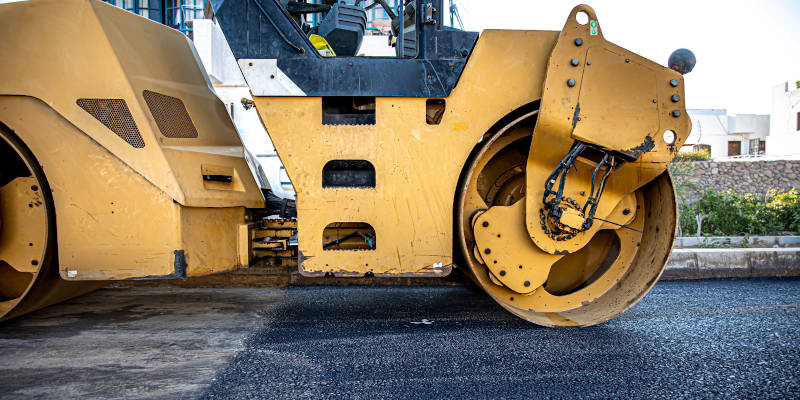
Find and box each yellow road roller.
[0,0,694,326]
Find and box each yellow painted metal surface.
[525,5,690,255]
[0,123,102,323]
[0,0,262,209]
[0,178,47,273]
[454,5,686,326]
[0,96,250,279]
[0,0,263,280]
[0,0,688,327]
[472,190,636,295]
[473,201,564,294]
[457,113,678,327]
[309,34,337,57]
[251,30,560,277]
[238,223,252,268]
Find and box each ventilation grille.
[142,90,199,138]
[77,98,144,148]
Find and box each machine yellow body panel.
[0,0,262,209]
[524,6,690,254]
[0,177,47,273]
[0,0,691,326]
[251,30,559,277]
[455,6,687,326]
[0,95,251,280]
[0,0,263,281]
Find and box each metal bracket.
[472,201,564,294]
[424,3,436,24]
[524,4,690,255]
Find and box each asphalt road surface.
[0,278,798,399]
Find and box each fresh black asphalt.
[0,278,798,399]
[201,279,800,399]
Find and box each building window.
[749,139,766,155]
[727,141,741,157]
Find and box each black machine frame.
[210,0,479,97]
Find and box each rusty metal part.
[457,106,678,327]
[253,240,289,250]
[250,218,298,260]
[254,249,296,259]
[525,5,690,256]
[261,218,298,230]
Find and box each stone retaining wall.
[677,160,800,202]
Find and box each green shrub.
[679,206,698,235]
[679,188,800,236]
[674,150,711,162]
[769,189,800,233]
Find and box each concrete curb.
[674,236,800,248]
[661,248,800,280]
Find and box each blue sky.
[455,0,800,115]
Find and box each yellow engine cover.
[0,0,264,280]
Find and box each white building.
[728,113,770,157]
[682,109,729,158]
[767,82,800,157]
[682,109,769,159]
